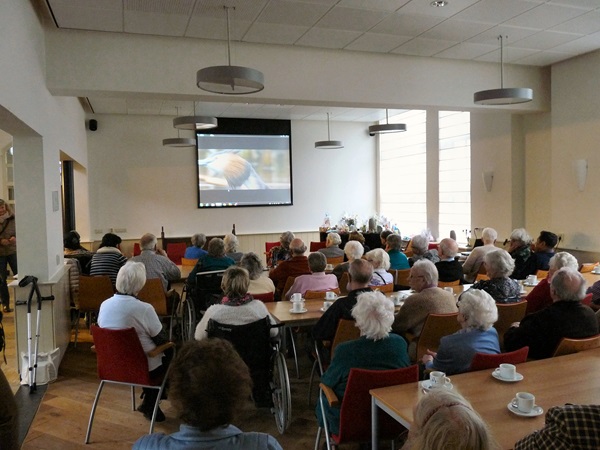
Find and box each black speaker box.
[89,119,97,131]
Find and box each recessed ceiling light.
[431,1,448,7]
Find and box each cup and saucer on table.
[492,363,524,382]
[507,391,543,417]
[523,275,539,287]
[289,293,307,314]
[320,291,338,311]
[420,371,453,392]
[592,267,600,275]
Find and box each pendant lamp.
[173,102,218,130]
[474,35,533,105]
[369,109,407,136]
[197,6,264,95]
[315,113,343,149]
[163,108,197,147]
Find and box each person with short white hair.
[462,227,498,283]
[422,289,500,375]
[285,252,338,299]
[471,249,521,303]
[316,291,410,436]
[332,240,364,281]
[435,238,463,283]
[526,251,578,314]
[408,234,440,266]
[223,233,243,263]
[318,232,344,258]
[365,248,393,286]
[508,228,532,279]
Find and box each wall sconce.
[482,171,494,192]
[573,159,588,192]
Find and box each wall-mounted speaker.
[89,119,97,131]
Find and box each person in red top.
[268,238,310,301]
[524,252,578,315]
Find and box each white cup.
[429,371,451,388]
[292,299,305,312]
[323,300,333,310]
[325,291,337,300]
[291,293,302,302]
[392,293,402,306]
[526,275,537,284]
[512,392,535,413]
[325,264,334,271]
[443,287,454,293]
[499,363,516,380]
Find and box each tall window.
[379,110,427,236]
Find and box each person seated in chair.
[386,233,410,270]
[98,261,172,422]
[285,252,337,299]
[133,339,282,450]
[471,249,521,303]
[89,232,127,287]
[132,233,181,294]
[514,230,558,280]
[239,252,275,296]
[268,238,310,301]
[268,231,294,267]
[462,227,498,283]
[316,290,410,436]
[435,238,463,284]
[331,241,364,282]
[63,229,93,275]
[408,234,440,267]
[365,248,393,286]
[187,238,235,288]
[224,233,244,263]
[507,228,533,280]
[318,232,344,259]
[184,233,207,260]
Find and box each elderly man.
[131,233,181,294]
[269,238,310,300]
[285,252,338,299]
[514,230,558,280]
[408,234,440,267]
[312,259,372,342]
[392,259,457,360]
[435,238,463,283]
[525,252,578,315]
[504,267,599,360]
[462,227,498,283]
[386,233,409,270]
[318,232,344,258]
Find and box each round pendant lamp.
[315,113,344,149]
[163,107,197,148]
[369,110,407,136]
[173,102,218,130]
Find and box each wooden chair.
[86,326,174,443]
[339,272,350,295]
[265,241,279,253]
[281,276,296,300]
[326,256,344,266]
[403,238,414,258]
[415,313,461,363]
[438,279,461,288]
[180,257,198,266]
[579,262,599,273]
[310,241,327,252]
[375,283,394,293]
[494,301,528,351]
[316,366,418,450]
[475,273,490,281]
[396,269,411,287]
[478,264,487,275]
[75,275,114,347]
[137,278,170,316]
[536,270,549,279]
[252,291,275,303]
[469,346,529,371]
[304,288,341,300]
[553,334,600,357]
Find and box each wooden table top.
[371,347,600,449]
[266,299,326,327]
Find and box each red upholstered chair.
[166,242,186,265]
[582,293,593,306]
[133,242,141,256]
[316,366,418,449]
[265,241,279,253]
[85,326,174,443]
[310,241,327,252]
[469,346,529,372]
[252,291,275,303]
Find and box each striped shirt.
[89,247,127,286]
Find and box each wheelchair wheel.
[180,298,196,341]
[271,350,292,434]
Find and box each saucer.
[507,401,543,417]
[289,308,308,314]
[523,281,538,287]
[320,307,330,312]
[592,270,600,275]
[420,380,453,391]
[492,369,524,382]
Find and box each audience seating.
[339,272,350,295]
[438,279,460,288]
[75,275,114,347]
[553,334,600,357]
[310,241,327,252]
[375,283,394,293]
[326,256,344,266]
[469,346,529,371]
[180,257,198,266]
[265,241,279,253]
[252,291,275,303]
[281,276,296,300]
[475,273,490,281]
[415,313,461,363]
[166,242,186,265]
[395,269,411,287]
[137,278,170,316]
[133,242,141,256]
[536,270,549,279]
[304,288,341,300]
[582,293,593,306]
[495,301,528,351]
[477,264,487,275]
[579,262,599,273]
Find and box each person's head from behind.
[100,232,121,249]
[116,261,146,296]
[483,249,514,279]
[326,232,342,248]
[411,234,429,256]
[352,291,394,340]
[348,231,365,245]
[0,199,13,217]
[290,238,307,256]
[191,233,206,249]
[279,231,295,249]
[308,252,327,273]
[550,267,586,303]
[409,260,438,292]
[140,233,157,251]
[348,258,373,288]
[169,339,252,431]
[408,389,494,450]
[221,266,250,299]
[438,238,458,259]
[223,233,239,253]
[456,289,498,331]
[548,252,578,281]
[365,248,390,270]
[380,229,393,246]
[386,233,402,251]
[481,228,498,245]
[239,252,264,280]
[208,238,226,258]
[535,230,558,252]
[344,241,364,261]
[64,230,82,250]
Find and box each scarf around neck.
[221,293,253,307]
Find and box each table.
[370,347,600,449]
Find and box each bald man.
[434,238,464,283]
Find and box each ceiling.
[41,0,600,121]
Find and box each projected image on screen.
[197,133,292,208]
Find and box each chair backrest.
[494,301,528,350]
[582,293,593,306]
[375,283,394,293]
[78,275,114,313]
[339,272,350,295]
[265,241,279,253]
[181,257,198,267]
[403,239,414,258]
[337,366,419,443]
[469,346,529,371]
[310,241,327,252]
[553,334,600,357]
[91,325,151,384]
[395,269,411,287]
[475,273,490,281]
[304,288,341,300]
[133,242,141,256]
[327,256,344,266]
[137,278,169,316]
[252,291,275,303]
[438,279,460,288]
[579,262,599,273]
[166,242,187,265]
[331,319,360,358]
[282,276,296,298]
[194,270,225,312]
[416,313,461,361]
[477,264,487,275]
[536,270,549,279]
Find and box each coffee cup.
[291,293,302,302]
[323,300,333,310]
[325,264,334,271]
[526,275,537,285]
[292,299,305,312]
[429,371,451,388]
[391,293,402,306]
[443,287,454,293]
[512,392,535,413]
[499,363,516,380]
[325,291,337,300]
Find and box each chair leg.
[314,427,322,450]
[318,390,333,450]
[74,315,80,348]
[307,359,317,406]
[131,386,136,410]
[288,328,300,379]
[85,381,105,444]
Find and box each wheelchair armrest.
[148,341,175,358]
[319,383,340,408]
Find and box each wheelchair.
[206,317,292,434]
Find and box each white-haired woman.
[408,234,440,267]
[318,232,344,258]
[365,248,393,286]
[332,240,364,282]
[471,249,521,303]
[268,231,295,267]
[316,291,410,435]
[402,389,496,450]
[462,227,498,283]
[527,251,578,314]
[507,228,532,279]
[184,233,207,259]
[223,233,243,263]
[239,252,275,295]
[422,289,500,375]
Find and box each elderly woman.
[318,232,344,258]
[195,266,277,341]
[462,227,498,282]
[184,233,208,259]
[386,233,410,270]
[187,238,235,287]
[348,231,370,253]
[402,389,496,450]
[98,261,171,422]
[365,248,393,286]
[316,291,410,435]
[268,231,294,267]
[332,240,364,281]
[133,339,282,450]
[285,252,338,299]
[422,289,500,375]
[239,252,275,295]
[471,249,521,303]
[223,233,243,263]
[408,234,440,266]
[527,251,578,314]
[507,228,532,279]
